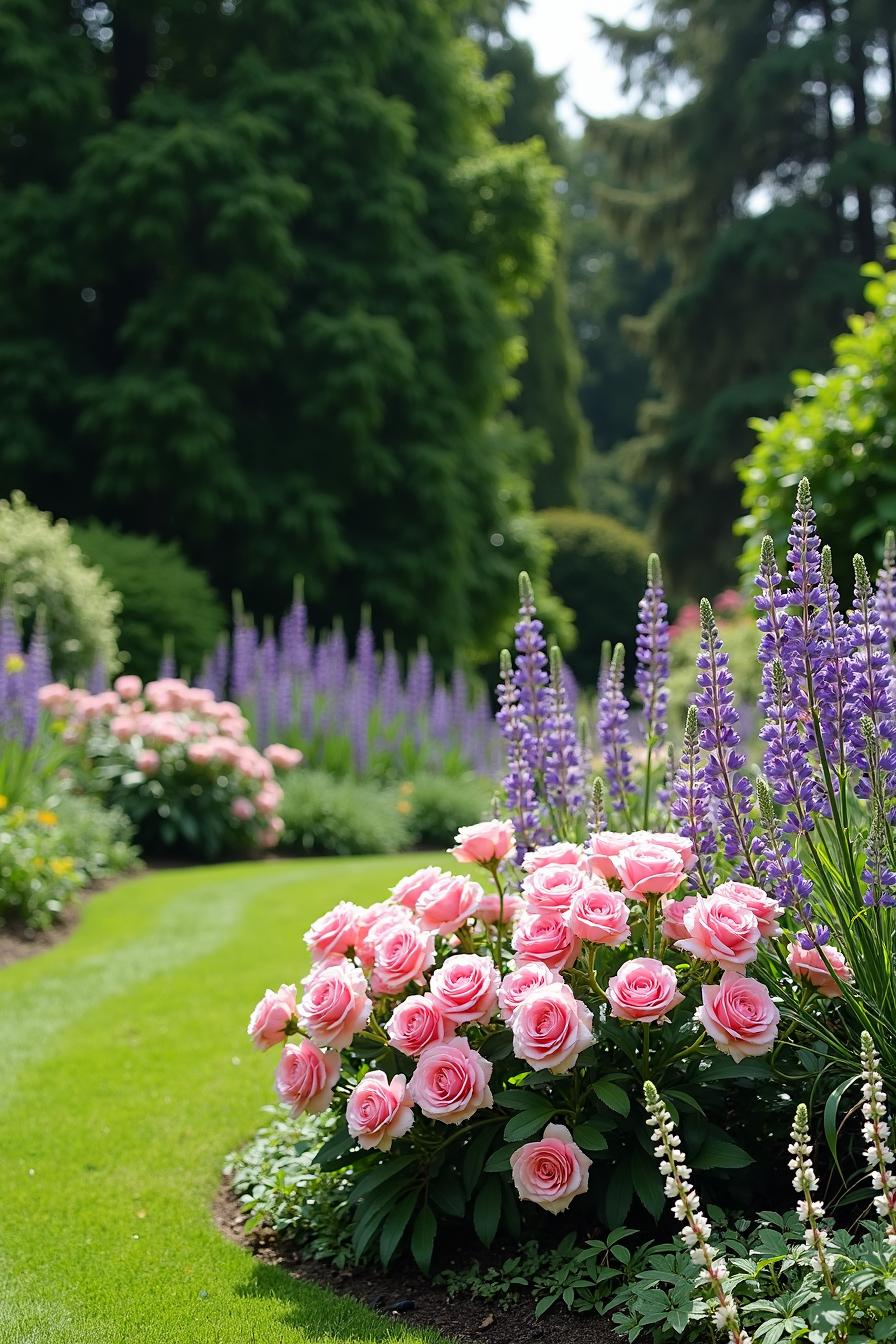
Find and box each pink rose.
[389,866,444,910]
[498,962,561,1022]
[371,920,435,996]
[611,842,685,900]
[522,862,586,915]
[346,1070,414,1151]
[264,742,303,770]
[429,954,500,1025]
[569,884,630,946]
[247,983,297,1049]
[714,881,781,939]
[354,903,409,968]
[110,715,137,742]
[646,832,697,872]
[188,741,215,767]
[584,830,648,879]
[511,983,593,1073]
[258,818,284,848]
[275,1040,340,1115]
[660,895,697,943]
[476,888,524,924]
[512,910,581,972]
[255,783,284,816]
[416,874,483,936]
[385,994,452,1057]
[787,943,853,998]
[522,842,582,872]
[38,682,72,715]
[231,797,255,822]
[136,748,160,775]
[113,675,143,701]
[677,894,760,971]
[697,971,780,1060]
[298,960,372,1050]
[449,818,515,865]
[510,1123,592,1213]
[304,902,365,961]
[408,1038,493,1124]
[606,957,683,1023]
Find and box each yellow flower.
[4,653,24,674]
[396,799,412,815]
[50,857,75,877]
[0,795,7,810]
[399,781,415,797]
[32,856,45,869]
[36,810,58,827]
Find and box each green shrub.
[403,772,492,848]
[52,792,139,885]
[538,508,649,682]
[738,241,896,583]
[0,492,119,679]
[280,771,411,856]
[72,523,225,681]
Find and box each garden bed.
[214,1177,617,1344]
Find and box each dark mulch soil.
[215,1179,619,1344]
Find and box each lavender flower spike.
[597,642,636,823]
[496,648,540,855]
[635,553,669,745]
[875,529,896,649]
[513,572,551,773]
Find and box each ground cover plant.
[0,856,448,1344]
[240,479,896,1303]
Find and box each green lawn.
[0,858,452,1344]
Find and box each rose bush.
[39,676,301,858]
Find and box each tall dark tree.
[0,0,556,661]
[592,0,896,592]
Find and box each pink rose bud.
[408,1038,493,1124]
[263,742,303,770]
[346,1070,415,1151]
[136,748,160,775]
[416,874,483,936]
[386,994,452,1057]
[511,909,581,972]
[714,880,781,939]
[247,983,297,1049]
[660,895,697,943]
[521,842,583,872]
[275,1040,340,1115]
[786,942,852,998]
[449,818,515,866]
[304,901,365,961]
[568,884,630,946]
[583,829,649,880]
[522,862,586,915]
[510,1123,592,1213]
[389,866,444,910]
[676,893,761,971]
[696,971,780,1060]
[606,957,683,1023]
[298,960,372,1050]
[498,962,561,1023]
[113,675,143,701]
[510,983,594,1073]
[371,920,435,996]
[611,842,685,901]
[428,953,500,1025]
[231,797,255,822]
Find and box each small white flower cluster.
[644,1081,749,1344]
[788,1103,834,1282]
[860,1031,896,1245]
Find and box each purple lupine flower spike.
[846,556,896,798]
[875,529,896,650]
[670,705,716,892]
[635,553,669,746]
[813,544,852,777]
[513,572,551,775]
[597,642,636,823]
[695,599,762,880]
[756,776,813,913]
[783,478,825,701]
[862,801,896,908]
[542,645,585,828]
[496,648,540,857]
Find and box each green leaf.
[473,1176,502,1247]
[314,1124,354,1171]
[463,1123,500,1196]
[430,1180,465,1218]
[379,1190,418,1268]
[605,1163,633,1226]
[692,1138,753,1170]
[348,1153,417,1202]
[593,1079,631,1116]
[410,1204,437,1275]
[503,1108,554,1142]
[484,1143,518,1173]
[573,1123,609,1153]
[823,1073,860,1176]
[630,1148,664,1219]
[495,1090,550,1112]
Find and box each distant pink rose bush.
[39,676,301,859]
